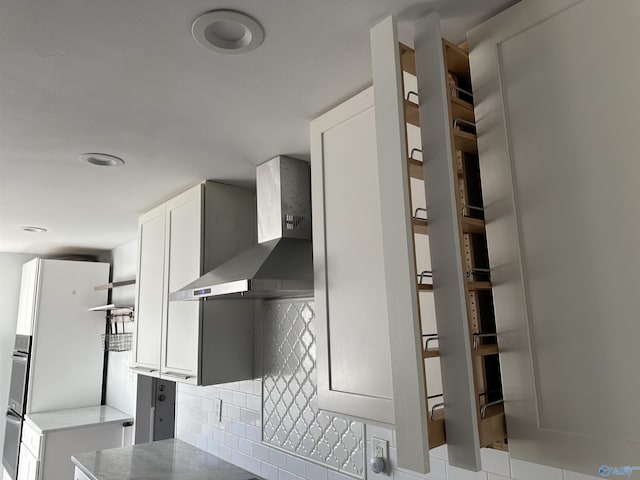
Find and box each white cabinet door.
[469,0,640,474]
[162,184,202,383]
[133,204,166,372]
[311,87,395,426]
[17,445,38,480]
[16,259,39,336]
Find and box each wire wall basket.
[102,332,133,352]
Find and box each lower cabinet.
[132,181,258,385]
[20,420,123,480]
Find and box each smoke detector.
[192,10,264,55]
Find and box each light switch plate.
[213,398,222,422]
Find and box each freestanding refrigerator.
[2,258,109,480]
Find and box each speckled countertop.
[72,439,263,480]
[25,405,132,434]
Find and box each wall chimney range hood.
[170,156,313,300]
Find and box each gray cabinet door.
[469,0,640,474]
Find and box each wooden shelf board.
[408,158,424,180]
[443,39,470,78]
[89,304,134,312]
[400,43,416,76]
[453,130,478,154]
[461,216,486,234]
[480,408,507,447]
[94,279,136,291]
[467,281,493,291]
[412,218,429,236]
[450,96,475,123]
[418,283,434,292]
[404,100,420,127]
[473,344,499,357]
[427,411,446,449]
[423,348,440,359]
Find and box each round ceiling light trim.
[80,153,125,167]
[192,10,264,55]
[19,226,48,233]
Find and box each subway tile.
[447,464,488,480]
[262,462,278,480]
[366,424,394,443]
[240,380,256,394]
[327,469,353,480]
[279,468,304,480]
[225,432,239,450]
[429,444,449,462]
[510,459,562,480]
[253,380,263,396]
[417,457,447,480]
[246,394,262,412]
[202,424,215,440]
[306,461,328,480]
[487,475,510,480]
[177,391,202,408]
[286,455,306,477]
[205,439,219,456]
[232,421,246,437]
[233,391,247,408]
[223,404,241,420]
[239,437,254,456]
[269,448,288,469]
[232,450,248,469]
[213,428,226,444]
[246,425,262,442]
[253,443,271,462]
[245,455,262,475]
[207,412,221,426]
[218,444,233,462]
[480,448,510,477]
[241,408,262,426]
[394,470,414,480]
[202,397,214,412]
[220,389,234,405]
[196,436,207,451]
[562,470,602,480]
[178,431,197,447]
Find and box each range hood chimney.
[170,156,313,300]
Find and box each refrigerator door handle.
[5,411,21,425]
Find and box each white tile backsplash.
[173,301,597,480]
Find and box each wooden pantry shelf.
[473,344,500,357]
[413,216,485,236]
[443,39,471,78]
[412,218,429,235]
[466,281,493,291]
[480,408,507,447]
[428,409,446,449]
[450,96,475,123]
[94,279,136,291]
[424,348,440,359]
[409,158,424,180]
[400,43,416,76]
[404,100,420,127]
[453,130,478,154]
[418,283,434,292]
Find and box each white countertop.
[25,405,133,434]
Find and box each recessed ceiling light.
[19,226,48,233]
[80,153,125,167]
[192,10,264,55]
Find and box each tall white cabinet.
[132,181,257,385]
[468,0,640,474]
[21,259,109,413]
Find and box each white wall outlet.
[372,437,389,475]
[213,398,222,422]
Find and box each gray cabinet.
[132,181,257,385]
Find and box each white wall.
[0,253,36,456]
[103,240,137,417]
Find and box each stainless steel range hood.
[170,156,313,300]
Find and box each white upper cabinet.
[311,16,432,474]
[133,181,257,385]
[134,204,166,372]
[469,0,640,474]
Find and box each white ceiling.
[0,0,517,255]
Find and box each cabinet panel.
[16,259,39,336]
[469,0,640,473]
[163,186,202,379]
[17,446,38,480]
[311,87,394,425]
[134,205,166,371]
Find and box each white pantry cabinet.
[132,181,257,385]
[469,0,640,474]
